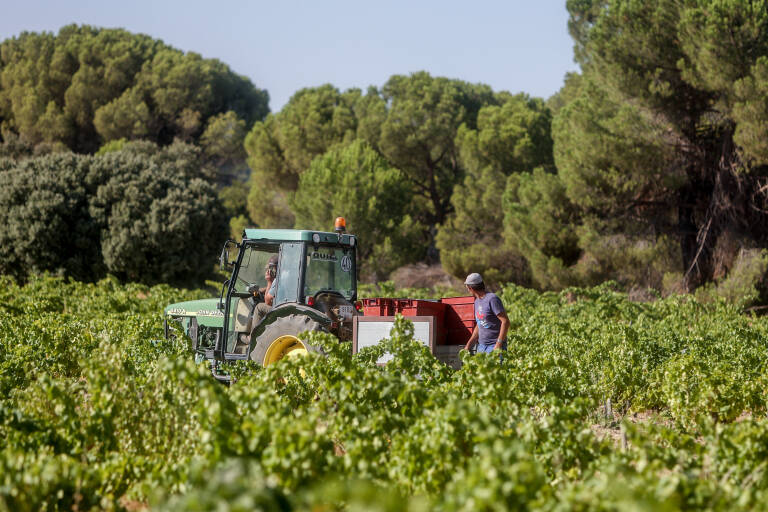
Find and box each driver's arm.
[263,264,277,306]
[265,279,276,306]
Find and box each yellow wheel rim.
[263,335,309,366]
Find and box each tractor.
[164,218,359,380]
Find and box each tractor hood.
[164,298,224,328]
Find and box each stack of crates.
[360,298,396,316]
[361,296,476,347]
[440,296,476,345]
[361,298,447,344]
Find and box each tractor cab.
[165,219,359,376]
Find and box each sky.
[0,0,580,112]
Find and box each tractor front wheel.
[250,314,324,366]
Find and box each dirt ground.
[389,263,463,290]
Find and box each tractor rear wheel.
[250,314,324,366]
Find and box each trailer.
[352,296,476,369]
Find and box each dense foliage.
[244,84,361,228]
[0,142,227,284]
[238,0,768,297]
[4,3,768,295]
[3,276,768,510]
[292,140,419,280]
[509,0,768,291]
[0,25,268,153]
[437,93,554,285]
[244,73,502,262]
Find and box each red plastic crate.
[440,296,476,345]
[440,296,475,305]
[394,299,446,344]
[361,298,395,316]
[393,298,444,314]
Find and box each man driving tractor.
[250,254,278,325]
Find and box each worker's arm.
[494,311,510,351]
[464,324,479,352]
[264,268,275,306]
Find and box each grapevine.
[1,276,768,510]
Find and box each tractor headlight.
[349,237,356,247]
[312,233,320,244]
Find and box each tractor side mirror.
[219,240,237,270]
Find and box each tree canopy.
[497,0,768,291]
[372,72,497,229]
[0,25,268,153]
[5,9,768,292]
[437,94,555,285]
[244,84,360,227]
[0,142,227,284]
[292,140,419,279]
[244,72,500,262]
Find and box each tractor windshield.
[233,244,279,294]
[304,245,356,300]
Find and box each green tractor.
[164,219,359,380]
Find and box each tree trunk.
[678,170,717,291]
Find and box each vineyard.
[2,276,768,510]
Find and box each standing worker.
[462,273,510,355]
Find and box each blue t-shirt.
[268,279,277,298]
[474,292,505,345]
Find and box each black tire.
[249,313,324,366]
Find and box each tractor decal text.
[311,251,338,262]
[197,309,224,317]
[167,308,187,315]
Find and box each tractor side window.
[275,243,303,305]
[304,246,356,301]
[233,245,279,294]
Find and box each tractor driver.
[251,255,278,325]
[264,254,278,306]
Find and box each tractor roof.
[243,228,356,246]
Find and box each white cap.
[464,273,483,286]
